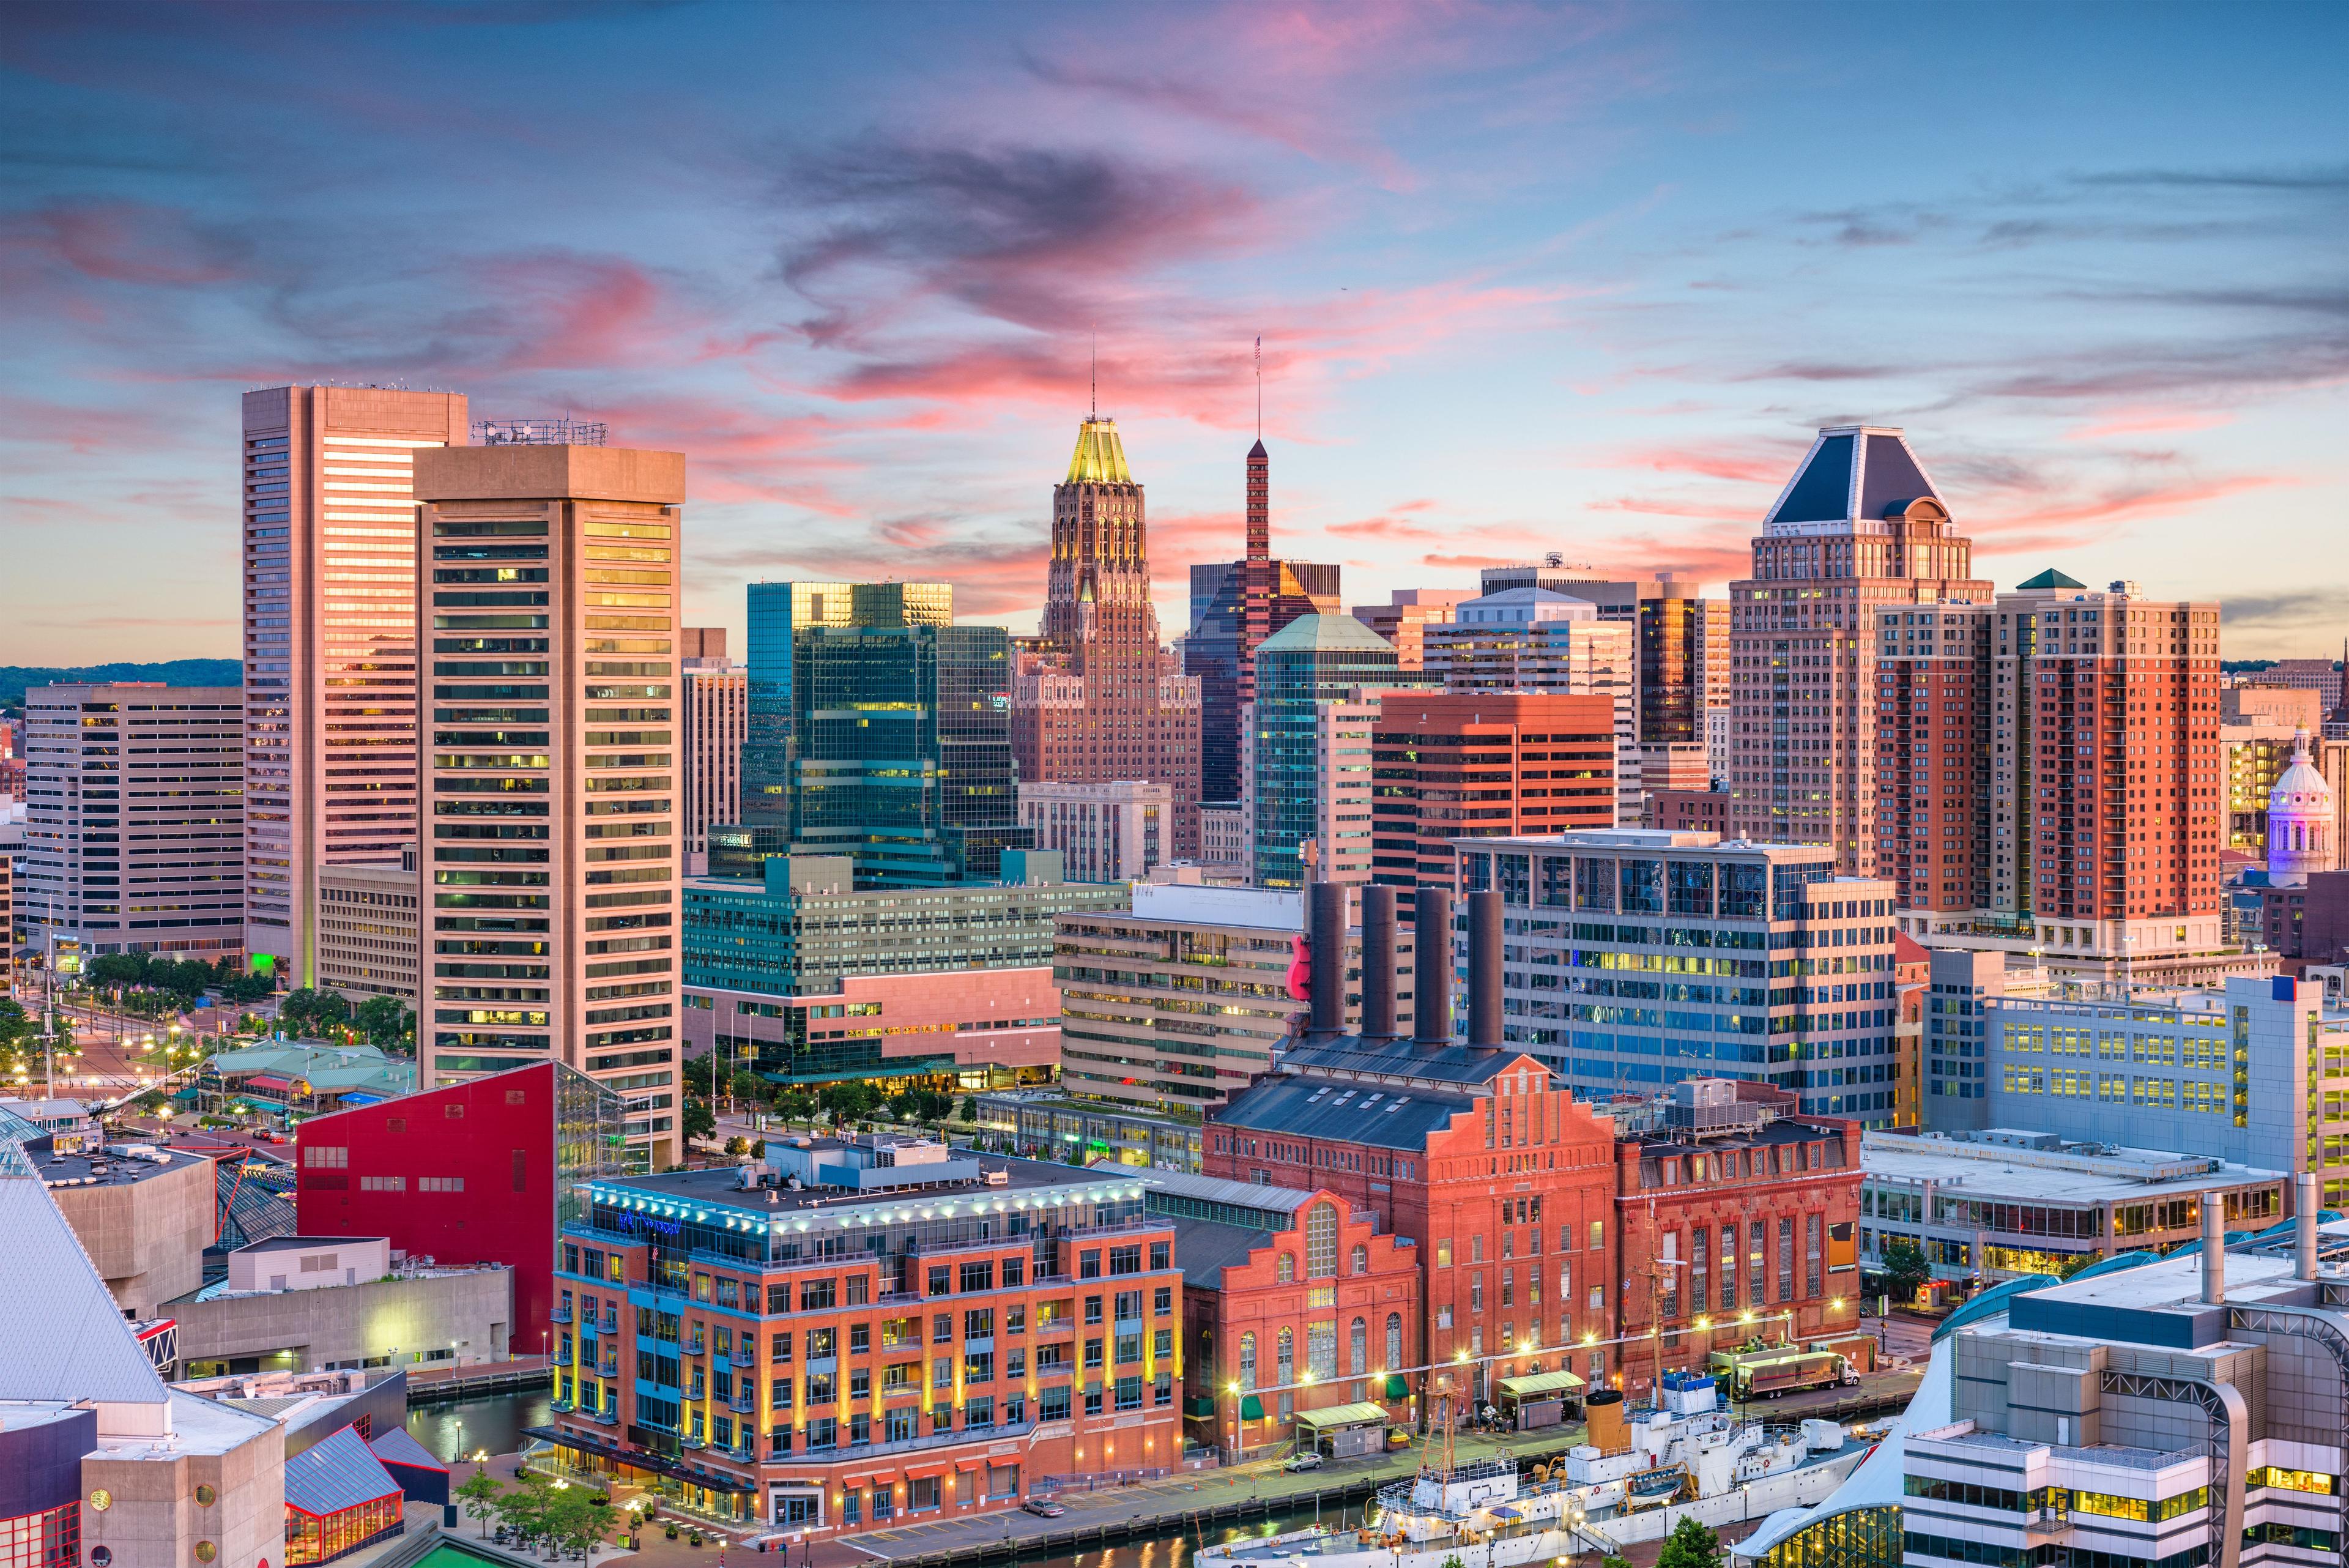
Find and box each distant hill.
[1,660,242,712]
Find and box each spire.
[1065,416,1132,485]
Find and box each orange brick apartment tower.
[1729,426,1992,872]
[1206,888,1622,1405]
[551,1143,1182,1535]
[1013,417,1203,857]
[413,439,685,1172]
[1370,692,1617,893]
[242,385,468,985]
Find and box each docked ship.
[1197,1375,1865,1568]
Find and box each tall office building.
[1427,589,1638,823]
[1012,416,1203,858]
[19,684,245,961]
[680,628,745,871]
[740,581,951,852]
[240,385,467,985]
[1250,615,1432,889]
[1368,692,1617,893]
[1184,439,1340,805]
[413,439,685,1171]
[1882,573,2229,980]
[1350,589,1471,670]
[1727,425,1994,869]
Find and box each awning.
[1239,1394,1265,1421]
[240,1074,294,1091]
[1497,1370,1587,1400]
[1293,1402,1389,1432]
[1384,1373,1410,1400]
[338,1092,388,1106]
[1184,1395,1217,1418]
[524,1427,755,1496]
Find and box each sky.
[2,0,2345,664]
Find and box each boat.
[1194,1373,1861,1568]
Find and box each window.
[960,1261,994,1293]
[1080,1249,1102,1279]
[1806,1214,1823,1297]
[929,1266,951,1296]
[1277,1254,1296,1283]
[1306,1202,1338,1279]
[1276,1328,1294,1386]
[1351,1244,1369,1276]
[932,1313,952,1344]
[1386,1313,1403,1371]
[771,1332,792,1363]
[1778,1218,1795,1303]
[1153,1285,1173,1316]
[1110,1245,1142,1275]
[800,1279,834,1312]
[1349,1317,1367,1376]
[965,1308,994,1339]
[1239,1332,1257,1390]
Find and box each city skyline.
[4,3,2345,663]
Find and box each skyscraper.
[1882,573,2232,981]
[241,385,467,985]
[19,683,245,962]
[413,438,685,1171]
[1250,615,1433,889]
[1426,588,1638,823]
[1368,692,1617,893]
[1185,439,1339,805]
[1729,425,1994,869]
[680,628,745,872]
[1012,417,1203,856]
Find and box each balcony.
[729,1389,757,1415]
[550,1399,574,1414]
[683,1434,707,1450]
[798,1419,1040,1466]
[601,1315,618,1336]
[554,1345,573,1367]
[597,1360,620,1380]
[551,1306,574,1325]
[686,1334,705,1356]
[588,1409,618,1427]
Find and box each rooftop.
[1138,1167,1317,1216]
[582,1151,1157,1225]
[1126,881,1303,931]
[1212,1072,1477,1153]
[1162,1214,1275,1290]
[233,1235,387,1254]
[1764,425,1940,535]
[1863,1129,2284,1204]
[1258,612,1398,656]
[30,1142,189,1189]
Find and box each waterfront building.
[412,439,685,1168]
[545,1140,1184,1534]
[1982,975,2349,1204]
[19,682,245,962]
[293,1059,626,1356]
[1012,416,1204,859]
[1879,573,2232,984]
[1857,1127,2287,1286]
[1017,779,1171,882]
[1206,891,1625,1403]
[1,1141,289,1568]
[681,850,1123,1091]
[1141,1170,1421,1455]
[1611,1080,1865,1395]
[682,630,747,871]
[1251,614,1433,890]
[199,1041,416,1121]
[1453,830,1902,1121]
[1053,880,1414,1117]
[1427,591,1637,823]
[1350,590,1470,670]
[1370,693,1617,895]
[241,385,469,985]
[1729,425,1995,871]
[169,1236,515,1383]
[1186,438,1340,806]
[314,850,419,1005]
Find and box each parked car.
[1283,1452,1324,1472]
[1021,1498,1066,1518]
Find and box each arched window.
[1386,1313,1403,1371]
[1276,1328,1294,1386]
[1307,1202,1338,1279]
[1351,1243,1369,1276]
[1349,1317,1367,1377]
[1239,1332,1257,1391]
[1277,1253,1296,1283]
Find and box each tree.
[1601,1557,1633,1568]
[550,1487,620,1563]
[959,1095,979,1125]
[724,1135,750,1157]
[353,995,413,1052]
[681,1096,717,1144]
[1656,1515,1722,1568]
[0,999,34,1052]
[456,1469,503,1537]
[1880,1238,1932,1304]
[501,1471,552,1556]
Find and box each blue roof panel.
[1768,433,1854,525]
[284,1424,403,1516]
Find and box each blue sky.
[3,1,2344,661]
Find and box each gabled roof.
[284,1424,404,1516]
[0,1146,173,1407]
[368,1424,448,1472]
[1280,1035,1520,1088]
[1764,425,1941,533]
[1212,1073,1474,1152]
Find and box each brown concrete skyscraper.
[414,439,685,1172]
[1013,415,1203,855]
[242,385,468,985]
[1728,425,1993,872]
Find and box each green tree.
[1880,1238,1932,1303]
[455,1469,503,1537]
[551,1487,620,1562]
[724,1135,751,1157]
[1601,1557,1633,1568]
[729,1069,766,1107]
[682,1096,716,1143]
[1656,1515,1722,1568]
[0,999,34,1052]
[501,1471,551,1555]
[959,1094,979,1125]
[352,995,412,1051]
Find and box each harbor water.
[404,1387,554,1464]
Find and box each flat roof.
[1138,1169,1316,1214]
[34,1146,190,1189]
[585,1153,1157,1225]
[234,1235,386,1254]
[1127,882,1302,931]
[1863,1137,2285,1205]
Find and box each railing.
[554,1345,573,1366]
[686,1334,705,1356]
[597,1359,619,1379]
[729,1390,756,1414]
[588,1409,618,1427]
[551,1306,573,1325]
[683,1434,707,1449]
[801,1418,1039,1463]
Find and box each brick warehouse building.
[1609,1080,1863,1401]
[546,1139,1181,1535]
[1140,1172,1422,1458]
[1204,888,1622,1406]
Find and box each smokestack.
[1412,886,1454,1046]
[1308,881,1347,1041]
[2200,1194,2226,1306]
[1360,886,1398,1041]
[1468,890,1504,1049]
[2300,1170,2321,1282]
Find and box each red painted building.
[294,1061,624,1358]
[1149,1176,1421,1456]
[1610,1082,1863,1399]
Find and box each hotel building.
[546,1140,1183,1534]
[412,439,685,1169]
[681,628,746,872]
[241,385,467,985]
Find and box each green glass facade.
[1250,615,1432,888]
